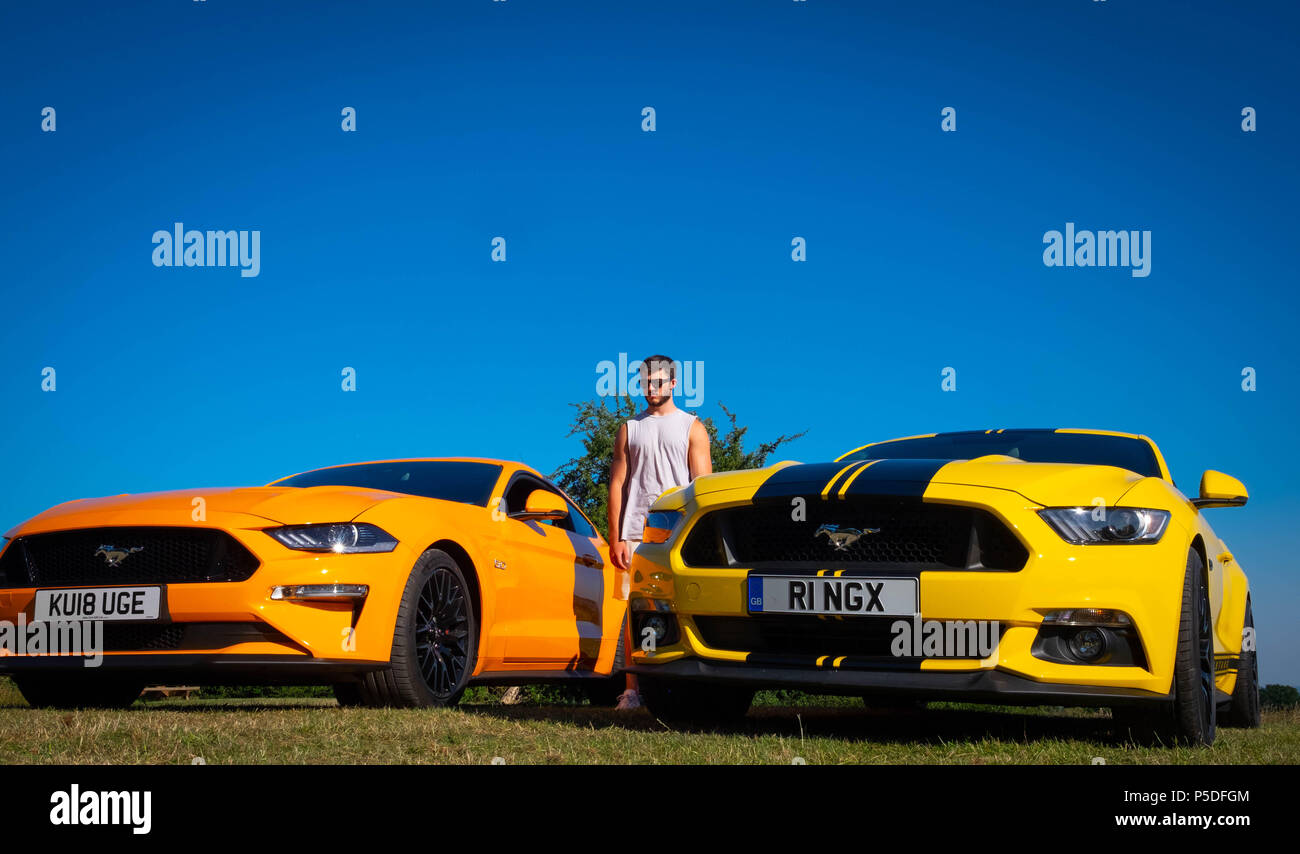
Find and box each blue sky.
[2,1,1298,683]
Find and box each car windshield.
[840,431,1162,478]
[271,460,504,506]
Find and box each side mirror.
[509,489,569,522]
[1193,470,1248,509]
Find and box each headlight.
[1038,507,1170,544]
[642,510,684,544]
[266,523,398,553]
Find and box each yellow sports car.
[627,428,1258,745]
[0,459,626,708]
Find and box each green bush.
[1261,684,1300,709]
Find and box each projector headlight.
[1038,507,1170,545]
[266,523,398,553]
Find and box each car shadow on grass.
[459,701,1123,744]
[132,699,339,712]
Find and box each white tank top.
[622,408,696,541]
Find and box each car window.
[502,474,597,538]
[271,460,504,506]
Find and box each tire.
[639,676,753,729]
[1113,548,1216,746]
[351,548,477,708]
[1221,598,1261,728]
[14,675,143,709]
[332,681,364,707]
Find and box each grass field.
[0,677,1295,765]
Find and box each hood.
[930,455,1146,506]
[5,485,404,538]
[677,456,1146,508]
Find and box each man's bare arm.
[688,418,713,479]
[608,423,630,568]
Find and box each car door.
[549,497,617,672]
[485,475,615,671]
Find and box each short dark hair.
[640,354,676,380]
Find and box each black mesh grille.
[680,497,1027,571]
[0,527,261,588]
[104,624,187,652]
[99,622,292,652]
[680,514,724,567]
[694,615,902,657]
[0,541,22,587]
[693,615,1003,660]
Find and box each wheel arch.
[1188,534,1209,580]
[427,539,483,630]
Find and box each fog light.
[1068,627,1107,661]
[643,615,669,642]
[632,611,679,647]
[271,584,369,602]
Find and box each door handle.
[578,555,604,568]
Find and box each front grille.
[680,496,1027,571]
[0,527,261,588]
[97,622,294,652]
[104,624,187,651]
[694,615,1004,661]
[695,615,903,657]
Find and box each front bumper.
[0,519,416,673]
[626,657,1171,707]
[630,480,1193,700]
[0,653,386,684]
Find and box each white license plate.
[747,575,918,616]
[33,586,162,622]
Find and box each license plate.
[33,586,162,622]
[747,575,918,616]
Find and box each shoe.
[615,689,642,711]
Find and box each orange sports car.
[0,459,626,708]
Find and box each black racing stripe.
[825,460,872,496]
[752,462,853,501]
[935,428,1056,437]
[841,458,951,498]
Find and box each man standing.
[608,354,712,709]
